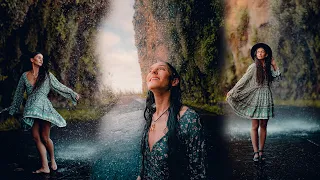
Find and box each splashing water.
[55,142,99,161]
[224,105,320,138]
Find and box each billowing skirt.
[227,86,274,119]
[22,94,66,128]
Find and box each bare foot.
[51,160,57,171]
[32,167,50,174]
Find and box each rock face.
[225,0,270,77]
[0,0,110,107]
[224,0,320,101]
[133,0,224,111]
[133,0,184,91]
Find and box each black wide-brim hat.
[251,43,272,60]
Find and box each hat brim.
[251,43,272,60]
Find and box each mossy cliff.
[0,0,110,108]
[133,0,224,113]
[223,0,320,104]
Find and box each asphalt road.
[1,96,319,179]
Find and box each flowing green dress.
[227,63,281,119]
[9,72,78,128]
[141,108,206,180]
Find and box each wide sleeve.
[271,66,281,79]
[228,63,255,96]
[49,72,78,105]
[9,74,26,115]
[184,112,207,179]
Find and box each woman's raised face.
[256,48,268,60]
[31,53,44,67]
[146,62,172,91]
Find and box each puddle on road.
[224,105,320,138]
[56,143,99,161]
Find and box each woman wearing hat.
[9,52,80,173]
[226,43,281,162]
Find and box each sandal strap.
[258,149,264,152]
[253,152,259,155]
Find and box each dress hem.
[226,97,273,120]
[23,115,67,128]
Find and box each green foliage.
[0,116,20,131]
[145,0,224,112]
[269,0,320,101]
[57,107,106,122]
[224,0,320,104]
[183,100,223,115]
[0,0,111,111]
[237,9,249,41]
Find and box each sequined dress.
[227,63,281,119]
[140,108,206,179]
[9,72,78,128]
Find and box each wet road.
[224,104,320,179]
[1,96,318,179]
[0,95,228,179]
[0,95,145,180]
[91,95,145,179]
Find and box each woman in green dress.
[227,43,281,162]
[137,62,206,180]
[9,52,80,173]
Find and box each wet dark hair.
[140,62,182,179]
[254,48,273,85]
[28,52,49,92]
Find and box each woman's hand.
[76,94,81,101]
[136,176,141,180]
[271,58,277,70]
[226,92,230,100]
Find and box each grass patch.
[56,105,111,122]
[274,99,320,108]
[0,100,117,131]
[0,116,21,131]
[183,100,223,115]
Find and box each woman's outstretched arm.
[49,72,79,105]
[9,74,26,115]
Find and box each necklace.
[150,108,169,132]
[31,71,38,80]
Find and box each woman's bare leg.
[31,120,50,173]
[251,119,259,159]
[40,121,57,170]
[259,119,268,156]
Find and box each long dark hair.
[140,62,182,179]
[254,49,273,85]
[27,52,49,92]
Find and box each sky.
[96,0,142,92]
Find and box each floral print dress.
[9,72,78,128]
[141,108,206,180]
[227,63,281,119]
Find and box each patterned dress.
[141,108,206,180]
[9,72,78,128]
[227,63,281,119]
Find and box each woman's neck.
[31,65,40,75]
[258,59,265,66]
[153,90,171,116]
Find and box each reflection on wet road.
[224,104,320,179]
[91,95,145,179]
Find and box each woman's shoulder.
[248,63,256,69]
[21,71,29,78]
[244,63,256,74]
[179,106,202,136]
[48,71,55,78]
[179,106,201,124]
